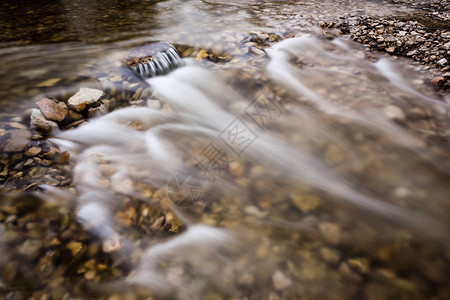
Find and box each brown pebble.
[84,269,96,280]
[18,239,43,260]
[102,234,121,253]
[319,222,342,245]
[431,76,445,87]
[272,270,292,290]
[196,49,209,60]
[36,98,68,122]
[407,107,431,120]
[25,146,41,156]
[30,109,58,133]
[54,151,70,164]
[292,194,320,213]
[386,46,396,53]
[383,105,405,122]
[229,161,246,177]
[269,34,279,42]
[68,110,83,121]
[348,257,370,274]
[65,241,85,257]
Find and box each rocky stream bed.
[0,0,449,299]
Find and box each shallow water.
[0,0,449,299]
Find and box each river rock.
[36,98,68,122]
[319,222,342,245]
[347,257,370,274]
[18,239,43,260]
[25,146,41,156]
[431,76,445,87]
[30,109,58,133]
[68,88,104,112]
[437,58,448,66]
[87,103,108,118]
[147,100,161,109]
[383,105,405,122]
[3,129,31,152]
[68,109,83,121]
[272,270,292,290]
[292,194,320,213]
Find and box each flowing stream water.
[0,0,449,299]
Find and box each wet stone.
[319,222,342,245]
[84,269,96,280]
[339,262,362,282]
[3,129,31,152]
[9,122,27,129]
[244,205,267,218]
[431,76,445,87]
[18,239,43,260]
[36,98,68,122]
[25,147,41,157]
[68,110,83,121]
[30,109,58,133]
[87,103,108,118]
[68,88,104,112]
[102,234,121,253]
[63,241,86,265]
[407,107,431,120]
[292,194,320,213]
[348,257,370,274]
[272,270,292,290]
[383,105,405,122]
[116,206,137,226]
[320,247,341,264]
[147,99,161,109]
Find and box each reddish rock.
[431,76,445,87]
[36,98,68,122]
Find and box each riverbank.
[334,1,449,90]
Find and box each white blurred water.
[48,36,450,298]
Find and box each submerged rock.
[272,270,292,290]
[3,129,31,152]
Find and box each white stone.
[437,58,448,66]
[68,88,104,112]
[272,270,292,290]
[383,105,405,121]
[147,100,161,109]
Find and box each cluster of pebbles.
[0,31,289,299]
[0,82,152,193]
[334,5,450,89]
